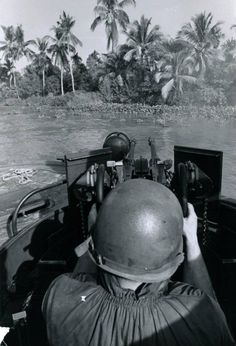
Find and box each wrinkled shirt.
[42,271,235,346]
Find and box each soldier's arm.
[182,203,216,299]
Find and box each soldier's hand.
[183,203,198,245]
[88,203,97,231]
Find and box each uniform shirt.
[42,271,235,346]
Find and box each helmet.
[88,179,184,282]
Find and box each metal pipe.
[127,139,136,160]
[148,137,160,161]
[11,180,66,237]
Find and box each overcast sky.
[0,0,236,68]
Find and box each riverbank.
[2,91,236,122]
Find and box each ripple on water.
[0,114,235,198]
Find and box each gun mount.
[62,132,220,227]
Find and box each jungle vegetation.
[1,1,236,106]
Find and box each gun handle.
[181,197,189,218]
[96,164,105,208]
[177,163,189,217]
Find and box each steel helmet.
[88,179,184,282]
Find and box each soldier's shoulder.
[168,280,208,298]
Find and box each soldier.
[42,179,235,346]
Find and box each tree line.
[0,0,236,106]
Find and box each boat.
[0,131,236,345]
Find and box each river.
[0,107,236,199]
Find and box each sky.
[0,0,236,70]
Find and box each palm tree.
[154,40,197,103]
[47,27,68,95]
[0,26,15,60]
[91,0,136,52]
[122,16,162,86]
[99,49,128,86]
[1,58,15,87]
[56,12,82,93]
[123,16,162,65]
[222,38,236,62]
[0,25,34,97]
[14,25,34,60]
[177,12,224,78]
[0,26,18,92]
[32,37,51,95]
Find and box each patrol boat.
[0,132,236,345]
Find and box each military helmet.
[88,179,184,282]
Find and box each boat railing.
[9,180,66,237]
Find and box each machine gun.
[64,131,218,238]
[121,136,172,184]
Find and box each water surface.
[0,108,235,198]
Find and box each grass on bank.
[1,91,236,122]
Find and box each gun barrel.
[148,138,160,161]
[127,139,136,160]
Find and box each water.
[0,108,236,198]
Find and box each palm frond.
[111,21,118,49]
[154,72,162,83]
[146,25,162,44]
[1,25,15,42]
[0,44,7,50]
[116,74,124,86]
[119,0,136,8]
[123,48,136,61]
[44,35,53,42]
[1,26,7,33]
[94,5,107,15]
[24,48,35,60]
[97,0,116,6]
[123,29,139,46]
[107,32,112,51]
[25,39,35,46]
[140,16,151,43]
[178,23,199,45]
[116,9,130,29]
[69,33,83,47]
[15,25,24,44]
[91,16,103,31]
[67,43,76,54]
[161,78,175,100]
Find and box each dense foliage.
[1,3,236,107]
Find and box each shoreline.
[1,92,236,122]
[31,103,236,122]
